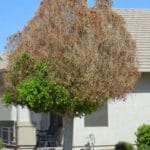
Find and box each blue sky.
[0,0,150,52]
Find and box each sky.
[0,0,150,52]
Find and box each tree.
[3,0,139,149]
[95,0,113,7]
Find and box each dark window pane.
[84,103,108,127]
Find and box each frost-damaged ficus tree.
[3,0,139,149]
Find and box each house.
[0,9,150,149]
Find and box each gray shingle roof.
[116,9,150,72]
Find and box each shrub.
[0,139,5,149]
[115,141,134,150]
[135,124,150,148]
[138,144,150,150]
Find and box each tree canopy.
[4,0,139,117]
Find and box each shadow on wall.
[0,72,12,121]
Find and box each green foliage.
[0,139,5,149]
[115,141,134,150]
[135,124,150,148]
[17,76,70,113]
[3,88,17,106]
[138,145,150,150]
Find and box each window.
[0,121,14,145]
[84,102,108,127]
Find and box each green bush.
[0,139,5,149]
[135,124,150,148]
[115,141,134,150]
[138,144,150,150]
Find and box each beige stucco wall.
[16,121,36,150]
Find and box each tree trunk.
[63,115,74,150]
